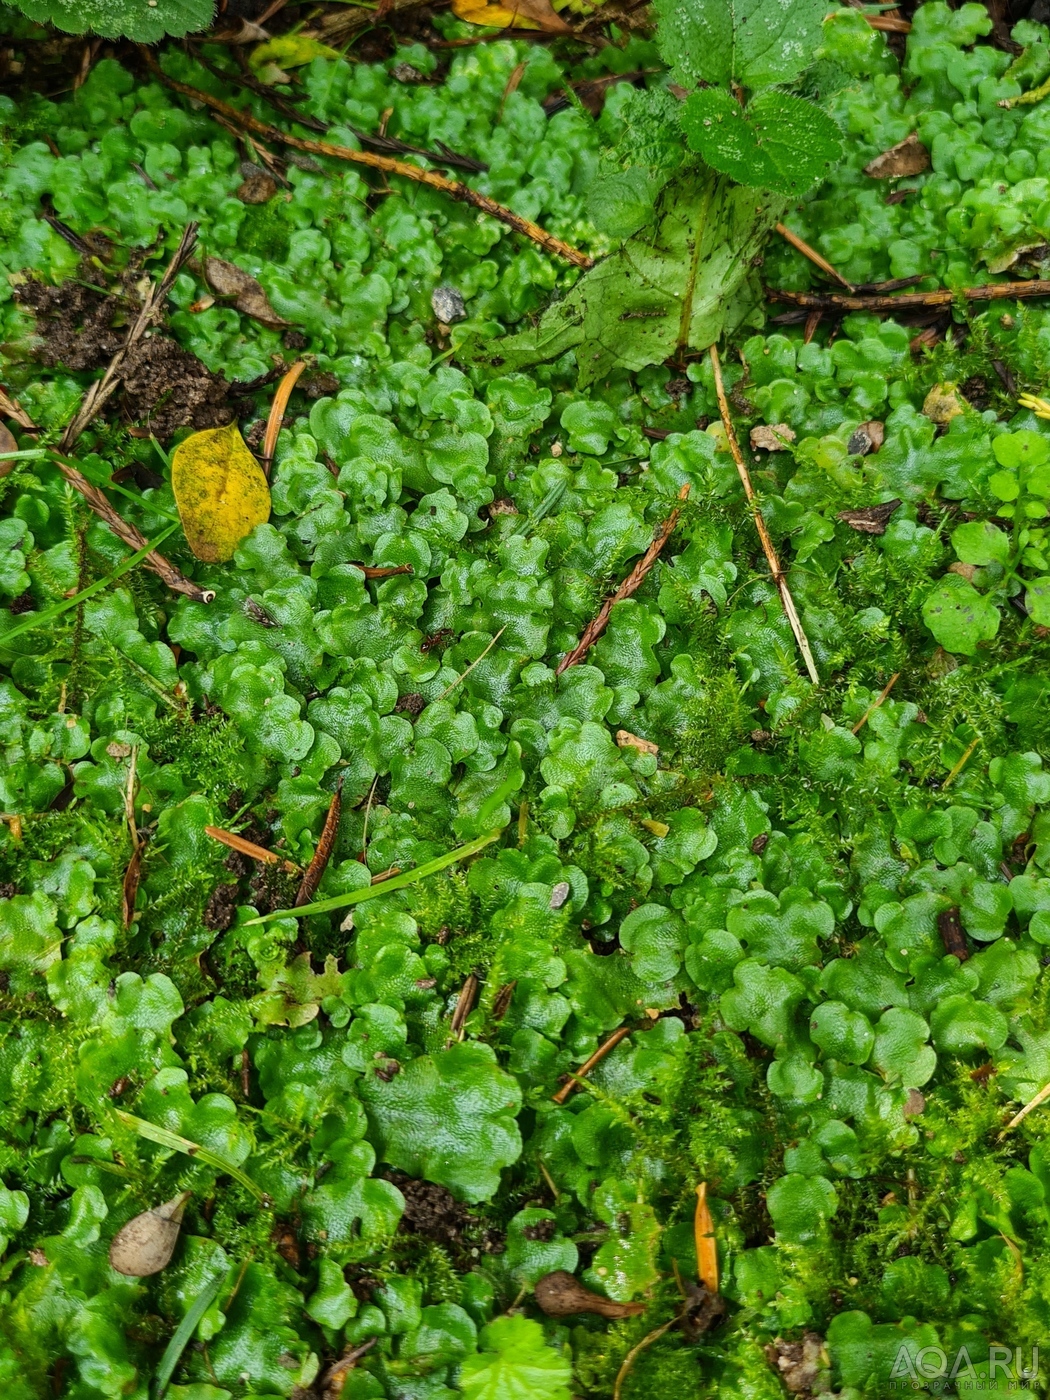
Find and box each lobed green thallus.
[0,0,1050,1396]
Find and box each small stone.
[550,440,563,457]
[549,881,571,910]
[615,729,659,756]
[431,285,466,323]
[106,742,132,758]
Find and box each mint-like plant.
[467,0,843,383]
[8,0,211,41]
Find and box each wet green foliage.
[0,4,1050,1397]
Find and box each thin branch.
[766,281,1050,313]
[52,453,212,602]
[0,383,206,602]
[1000,1079,1050,1137]
[851,672,900,734]
[774,222,854,291]
[449,973,479,1041]
[59,224,200,451]
[205,824,299,872]
[613,1320,677,1400]
[709,344,819,684]
[262,359,306,471]
[556,485,689,676]
[321,1339,378,1400]
[295,779,343,907]
[943,736,980,788]
[553,1026,633,1104]
[436,626,506,701]
[140,51,593,270]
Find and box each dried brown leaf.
[864,133,930,179]
[837,498,902,535]
[534,1271,645,1319]
[203,257,288,328]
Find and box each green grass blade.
[0,522,179,648]
[154,1267,227,1400]
[113,1109,268,1202]
[244,828,503,925]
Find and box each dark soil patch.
[203,883,240,933]
[120,336,232,439]
[386,1171,468,1247]
[15,261,233,438]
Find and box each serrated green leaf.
[653,0,828,90]
[12,0,212,40]
[922,575,1000,654]
[682,90,843,196]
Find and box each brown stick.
[262,360,306,472]
[937,907,969,962]
[774,223,854,291]
[59,224,200,451]
[553,1025,633,1104]
[205,824,299,872]
[709,344,820,685]
[351,563,414,579]
[865,13,911,30]
[322,1338,378,1400]
[556,484,689,676]
[52,454,213,602]
[767,281,1050,313]
[295,782,342,907]
[0,384,208,602]
[140,51,593,270]
[450,973,479,1040]
[851,672,900,734]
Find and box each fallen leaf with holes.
[864,133,930,179]
[450,0,572,32]
[172,423,271,563]
[837,498,901,535]
[750,423,796,452]
[203,257,288,329]
[923,382,965,427]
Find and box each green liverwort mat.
[1,0,1050,1396]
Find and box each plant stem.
[709,343,820,684]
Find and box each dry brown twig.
[140,51,593,270]
[557,484,690,675]
[450,973,479,1041]
[767,281,1050,313]
[205,824,299,872]
[709,344,820,684]
[553,1025,633,1104]
[263,360,306,472]
[774,223,854,291]
[295,780,343,907]
[851,672,900,735]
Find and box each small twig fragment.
[450,973,479,1040]
[1000,1079,1050,1136]
[557,486,689,675]
[295,780,343,907]
[205,825,299,872]
[322,1338,378,1400]
[709,344,819,684]
[943,736,980,788]
[767,281,1050,313]
[553,1026,632,1104]
[937,907,969,962]
[774,223,854,291]
[262,360,306,472]
[851,672,900,734]
[613,1320,677,1400]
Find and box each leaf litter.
[3,0,1050,1396]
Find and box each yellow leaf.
[450,0,572,32]
[172,423,270,564]
[250,34,343,72]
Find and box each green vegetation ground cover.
[2,2,1050,1396]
